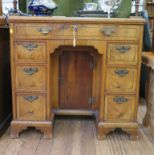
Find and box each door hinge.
[59,76,64,84]
[89,61,97,69]
[88,97,96,104]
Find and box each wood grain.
[107,43,138,65]
[105,95,135,122]
[14,23,140,41]
[142,52,154,137]
[105,68,137,93]
[9,16,146,25]
[16,65,47,91]
[9,17,145,139]
[15,41,47,63]
[142,52,154,69]
[0,104,153,155]
[59,50,93,109]
[16,93,46,121]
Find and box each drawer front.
[14,24,139,41]
[77,25,139,41]
[15,24,53,39]
[105,95,134,122]
[14,24,74,39]
[15,42,46,63]
[16,94,46,121]
[107,44,138,65]
[106,68,137,93]
[16,66,46,91]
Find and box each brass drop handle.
[59,76,64,85]
[88,97,96,105]
[23,67,39,75]
[101,27,116,36]
[24,96,39,103]
[113,96,128,104]
[38,27,52,35]
[23,43,38,51]
[115,69,129,77]
[116,45,131,53]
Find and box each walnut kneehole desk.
[9,16,145,140]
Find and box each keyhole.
[74,25,78,32]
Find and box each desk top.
[142,52,154,70]
[8,16,146,25]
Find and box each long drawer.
[16,93,46,121]
[104,95,135,122]
[14,24,140,41]
[105,68,137,93]
[15,65,46,91]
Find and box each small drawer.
[16,94,46,121]
[16,66,46,91]
[106,68,137,93]
[15,42,46,63]
[105,95,134,122]
[107,44,138,65]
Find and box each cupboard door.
[106,68,137,93]
[59,50,93,109]
[105,95,135,122]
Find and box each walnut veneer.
[142,52,154,137]
[9,16,145,140]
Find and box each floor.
[0,100,154,155]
